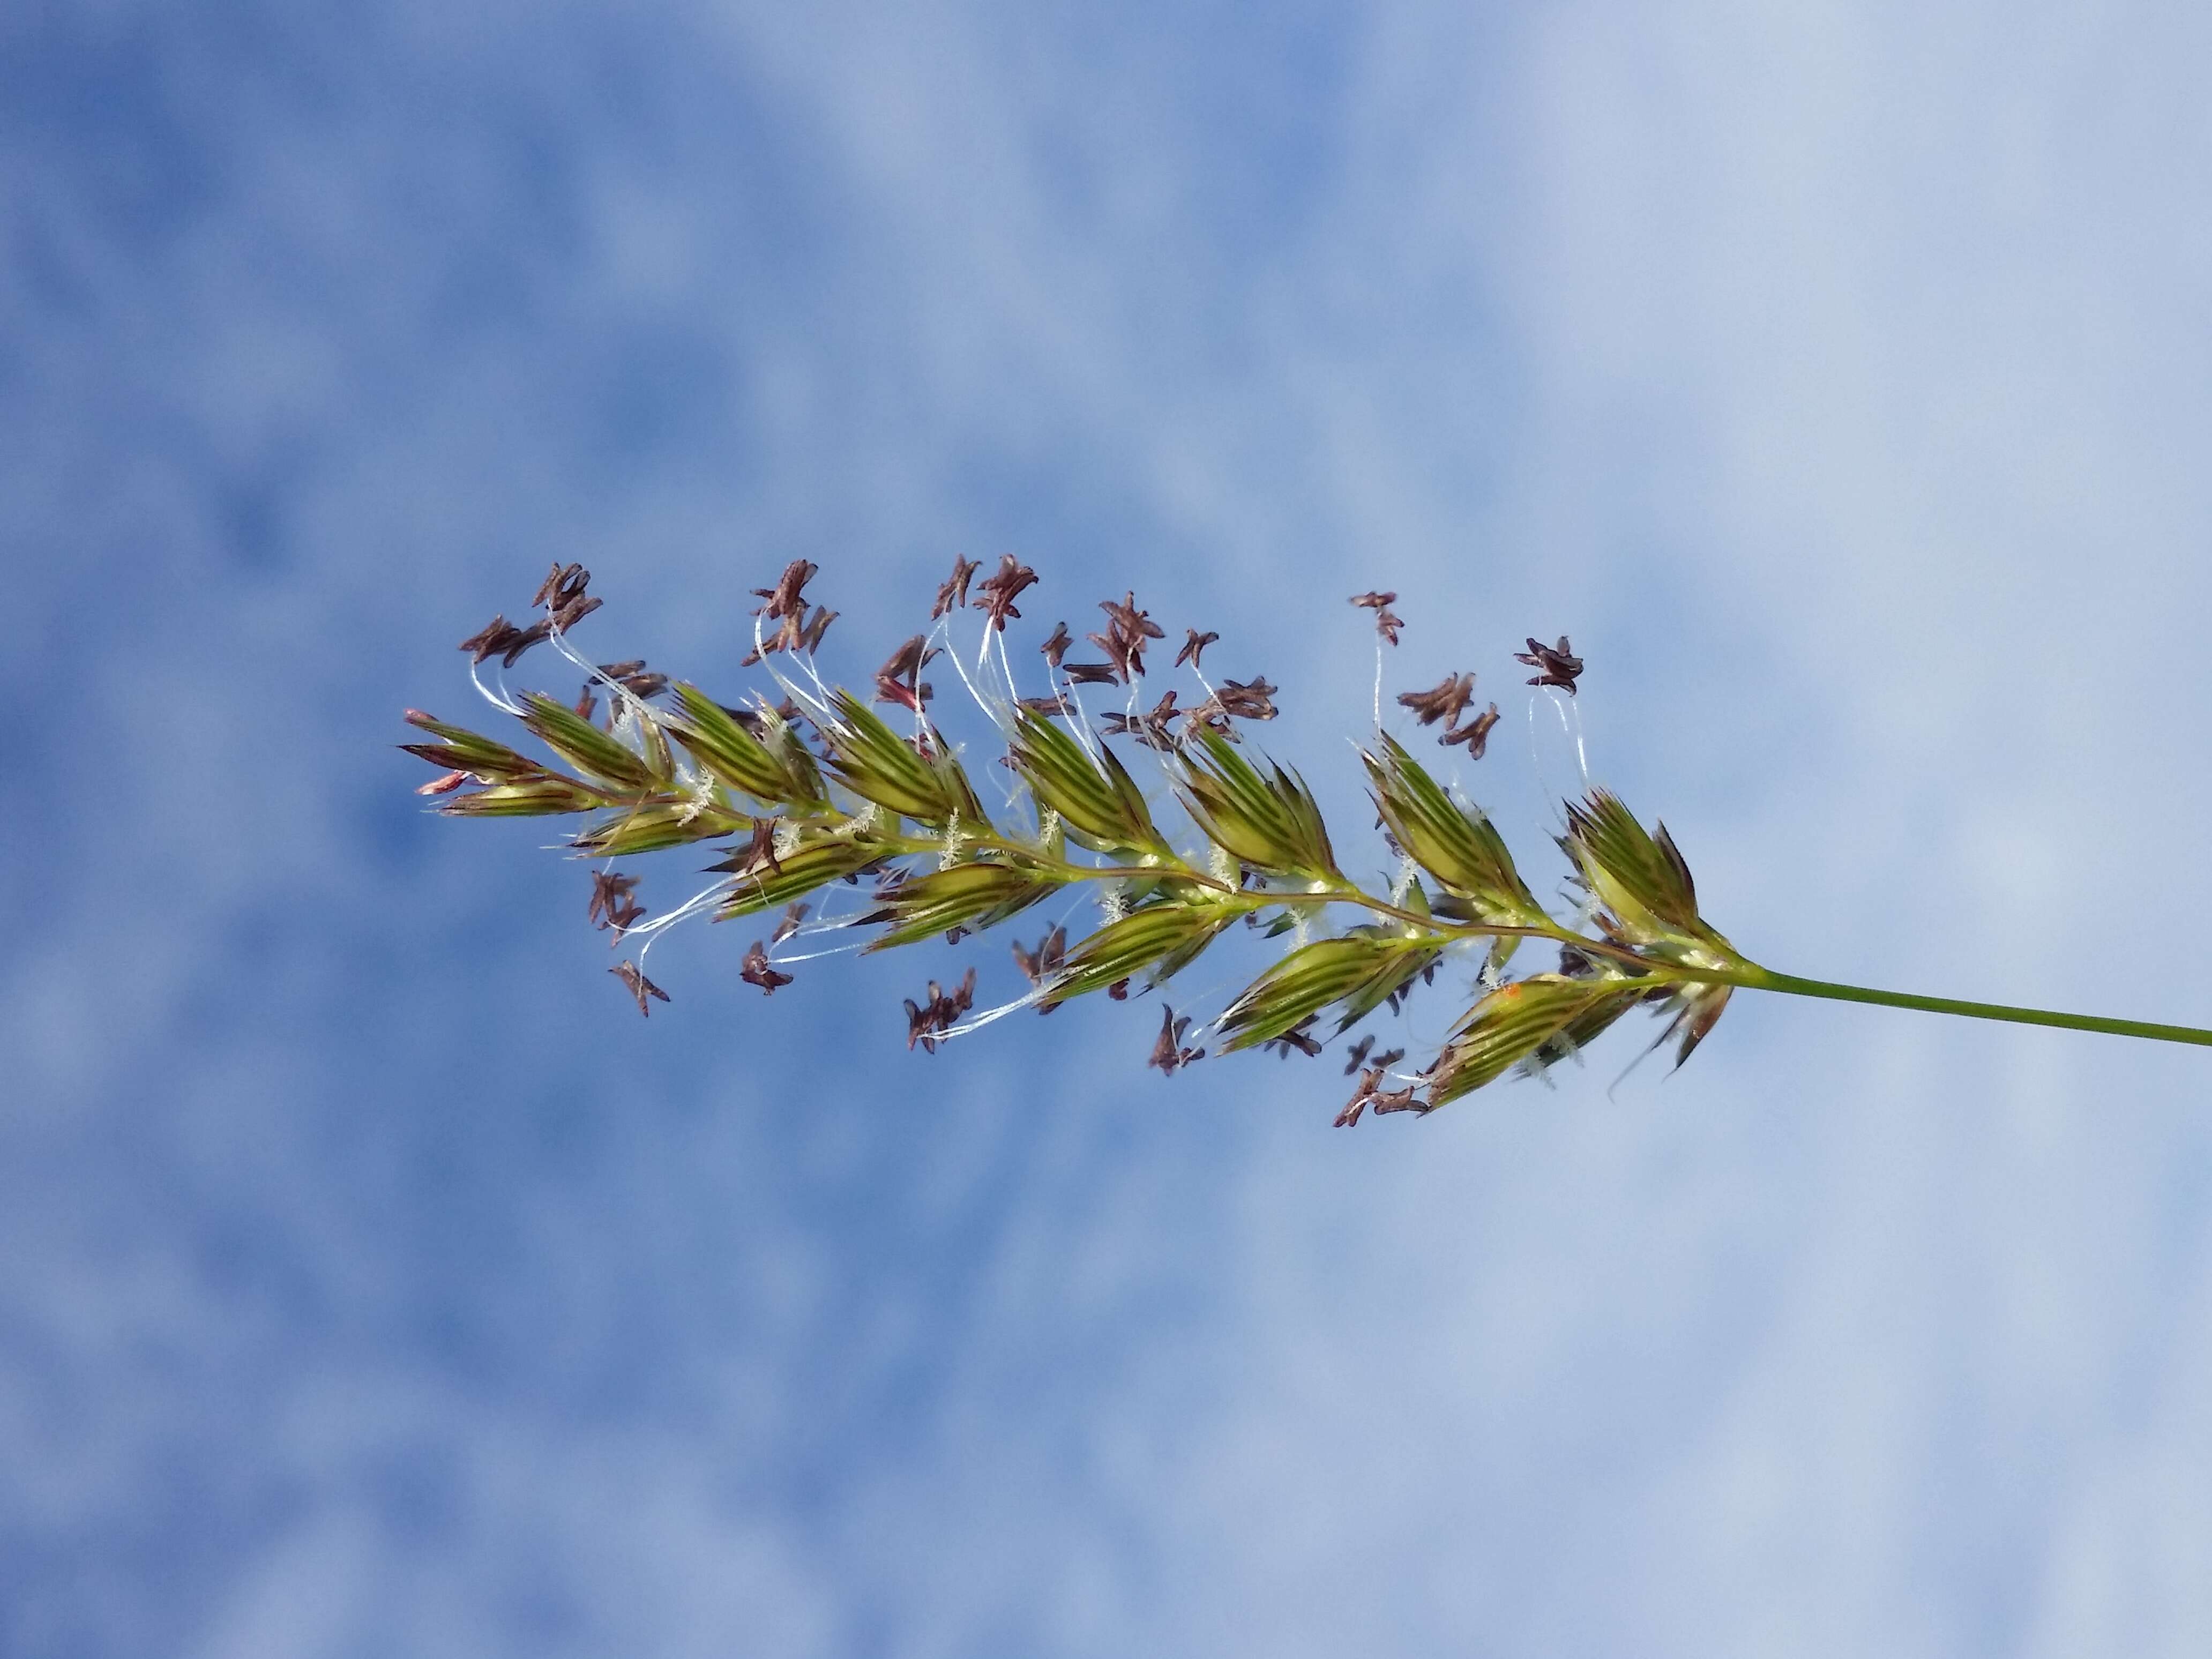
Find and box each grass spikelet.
[668,683,823,810]
[1045,900,1238,1005]
[520,692,664,791]
[1364,734,1545,928]
[818,691,983,827]
[1176,727,1337,880]
[1007,706,1166,855]
[1215,932,1444,1052]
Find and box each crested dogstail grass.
[405,559,2212,1121]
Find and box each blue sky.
[9,1,2212,1653]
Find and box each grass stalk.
[1730,966,2212,1049]
[408,558,2212,1116]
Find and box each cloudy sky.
[9,1,2212,1653]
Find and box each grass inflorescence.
[403,558,2212,1123]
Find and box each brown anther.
[1263,1017,1324,1059]
[1084,630,1133,683]
[707,820,784,880]
[1149,1005,1204,1075]
[1106,978,1131,1001]
[752,559,818,621]
[1176,629,1219,669]
[771,902,811,945]
[902,967,978,1053]
[1515,636,1584,694]
[597,661,668,699]
[724,698,802,738]
[610,959,669,1017]
[1040,622,1072,668]
[1100,592,1165,642]
[975,556,1040,630]
[1086,592,1166,682]
[797,607,838,653]
[1336,1064,1387,1127]
[1369,1086,1425,1116]
[741,819,783,877]
[550,594,602,633]
[1440,703,1501,758]
[1179,693,1234,739]
[741,616,804,667]
[741,939,794,996]
[416,769,469,796]
[533,563,589,609]
[1342,1034,1375,1075]
[1060,661,1120,686]
[873,634,940,712]
[1215,676,1278,721]
[1015,693,1073,718]
[1011,924,1067,987]
[497,619,549,666]
[1350,594,1404,644]
[932,555,983,620]
[1102,689,1181,748]
[574,684,599,722]
[1397,672,1476,728]
[588,870,641,931]
[459,615,524,663]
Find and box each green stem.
[892,831,1230,894]
[1305,885,1653,968]
[1732,966,2212,1049]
